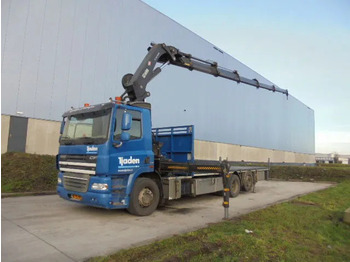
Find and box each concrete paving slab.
[2,181,333,262]
[1,219,74,262]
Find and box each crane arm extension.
[121,43,288,102]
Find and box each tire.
[127,177,160,216]
[229,174,241,198]
[242,172,254,192]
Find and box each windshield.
[60,108,111,145]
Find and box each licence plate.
[71,194,82,201]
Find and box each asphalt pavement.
[2,181,332,262]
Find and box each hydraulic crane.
[120,43,288,102]
[57,42,284,216]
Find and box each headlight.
[91,183,109,191]
[58,177,62,184]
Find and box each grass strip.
[270,165,350,182]
[89,181,350,262]
[1,152,57,193]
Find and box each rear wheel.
[242,172,254,192]
[229,174,241,198]
[127,178,160,216]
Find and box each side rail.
[152,125,194,163]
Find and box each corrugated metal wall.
[1,0,315,154]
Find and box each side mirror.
[121,132,130,142]
[122,112,132,131]
[120,112,132,142]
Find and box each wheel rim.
[245,174,253,189]
[138,187,154,207]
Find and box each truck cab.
[57,101,157,215]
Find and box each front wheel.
[127,177,160,216]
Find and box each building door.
[7,116,28,153]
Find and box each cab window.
[114,109,142,140]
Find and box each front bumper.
[57,185,128,209]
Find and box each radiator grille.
[63,173,90,192]
[59,154,97,175]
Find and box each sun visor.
[62,102,114,117]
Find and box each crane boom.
[121,43,288,102]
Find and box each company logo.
[118,156,140,166]
[87,146,98,152]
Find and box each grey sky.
[142,0,350,154]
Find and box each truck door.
[110,108,150,175]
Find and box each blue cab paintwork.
[57,104,154,209]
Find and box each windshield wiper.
[62,141,73,145]
[60,136,106,145]
[60,136,74,145]
[76,137,96,145]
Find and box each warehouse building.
[316,153,350,165]
[1,0,315,163]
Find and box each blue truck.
[57,43,287,216]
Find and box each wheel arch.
[132,171,163,199]
[232,171,242,182]
[139,171,162,189]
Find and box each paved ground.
[2,181,332,262]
